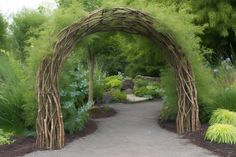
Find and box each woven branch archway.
[36,7,200,149]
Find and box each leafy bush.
[159,69,178,121]
[0,129,14,145]
[133,77,161,99]
[134,85,160,99]
[211,87,236,113]
[134,79,149,88]
[205,124,236,144]
[214,59,236,88]
[199,60,236,122]
[159,105,176,122]
[105,75,123,90]
[63,102,92,134]
[110,89,127,103]
[60,65,90,134]
[209,109,236,126]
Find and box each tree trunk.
[88,48,95,103]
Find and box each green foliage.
[0,53,26,132]
[134,78,161,99]
[105,75,123,90]
[121,35,165,77]
[197,60,236,122]
[62,102,92,134]
[205,124,236,144]
[62,103,93,134]
[0,13,7,50]
[212,59,236,88]
[0,129,14,145]
[93,66,106,103]
[110,89,127,103]
[134,79,149,88]
[60,65,90,134]
[10,9,48,62]
[209,109,236,126]
[60,64,88,106]
[134,85,160,99]
[191,0,235,37]
[210,87,236,113]
[95,34,128,76]
[190,0,236,64]
[159,68,178,121]
[81,0,102,12]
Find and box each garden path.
[24,101,218,157]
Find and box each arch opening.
[36,7,200,149]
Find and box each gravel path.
[24,101,218,157]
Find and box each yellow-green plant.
[209,109,236,126]
[205,124,236,144]
[0,129,14,145]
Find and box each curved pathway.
[24,101,218,157]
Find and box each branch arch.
[36,7,200,149]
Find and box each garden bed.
[159,120,236,157]
[89,106,117,119]
[0,120,97,157]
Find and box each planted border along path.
[24,101,218,157]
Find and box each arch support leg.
[36,58,65,149]
[175,59,200,134]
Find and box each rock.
[135,75,160,82]
[124,88,133,94]
[103,92,112,104]
[121,79,134,90]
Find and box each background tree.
[0,13,8,50]
[10,9,47,62]
[190,0,236,65]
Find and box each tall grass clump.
[0,53,26,132]
[209,109,236,126]
[205,124,236,144]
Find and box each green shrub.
[105,75,123,90]
[209,109,236,126]
[134,79,149,88]
[93,67,106,103]
[199,61,236,123]
[110,89,127,102]
[159,68,178,121]
[0,54,26,132]
[205,124,236,144]
[211,87,236,113]
[106,79,121,89]
[0,129,14,145]
[63,102,92,134]
[60,65,90,134]
[159,105,176,122]
[134,85,160,99]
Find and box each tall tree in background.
[10,9,47,62]
[190,0,236,64]
[0,13,7,50]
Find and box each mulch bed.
[0,120,97,157]
[89,106,117,119]
[159,120,236,157]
